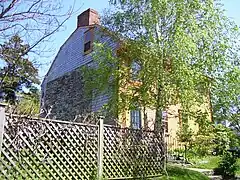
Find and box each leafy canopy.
[15,87,40,115]
[0,35,40,104]
[84,0,240,128]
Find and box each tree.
[15,87,40,115]
[0,35,39,103]
[0,0,78,57]
[84,0,240,132]
[212,67,240,133]
[0,1,80,104]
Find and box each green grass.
[152,165,209,180]
[190,156,240,175]
[190,156,220,169]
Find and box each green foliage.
[2,148,98,179]
[177,123,239,158]
[188,121,214,157]
[177,124,194,144]
[197,125,238,157]
[212,67,240,133]
[81,42,120,116]
[191,156,220,170]
[213,125,238,155]
[154,165,209,180]
[15,87,40,115]
[192,134,215,157]
[0,35,40,104]
[84,0,240,131]
[191,155,240,176]
[218,152,238,179]
[177,127,215,158]
[1,149,49,179]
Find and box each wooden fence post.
[0,103,6,157]
[97,116,104,179]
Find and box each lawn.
[190,156,240,175]
[152,165,209,180]
[190,156,220,169]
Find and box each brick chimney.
[77,8,100,28]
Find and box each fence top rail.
[103,124,158,134]
[5,113,99,127]
[5,113,162,134]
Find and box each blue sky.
[39,0,240,80]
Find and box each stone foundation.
[42,69,91,121]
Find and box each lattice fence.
[0,112,165,179]
[0,115,99,180]
[103,126,165,179]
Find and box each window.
[84,28,93,54]
[131,61,141,80]
[130,109,141,129]
[162,111,168,133]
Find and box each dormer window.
[84,28,94,54]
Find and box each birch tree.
[84,0,240,130]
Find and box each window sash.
[84,41,91,52]
[131,110,141,129]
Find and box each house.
[41,8,212,138]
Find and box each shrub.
[178,124,240,159]
[191,134,215,157]
[213,125,231,154]
[217,151,238,179]
[177,124,194,144]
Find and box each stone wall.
[43,68,91,121]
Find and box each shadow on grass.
[153,165,209,180]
